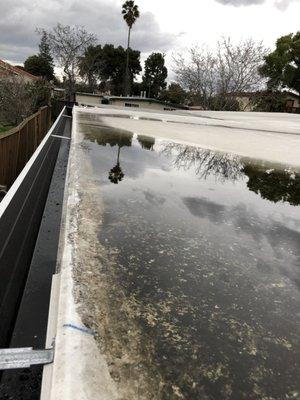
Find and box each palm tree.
[122,0,140,96]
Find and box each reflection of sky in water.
[83,130,300,400]
[89,137,300,287]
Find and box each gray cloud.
[183,197,225,223]
[215,0,298,9]
[0,0,177,63]
[274,0,298,10]
[216,0,264,5]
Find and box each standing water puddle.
[79,123,300,400]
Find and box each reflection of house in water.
[137,135,155,151]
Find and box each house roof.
[225,90,300,100]
[282,90,300,99]
[76,91,103,97]
[0,59,39,81]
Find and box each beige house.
[105,96,184,111]
[76,92,104,107]
[76,93,187,111]
[284,91,300,110]
[232,91,300,112]
[234,93,257,111]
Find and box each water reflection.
[137,135,155,151]
[82,123,300,399]
[109,146,125,184]
[85,126,133,147]
[85,128,300,205]
[183,197,225,222]
[162,142,300,205]
[243,165,300,206]
[85,126,133,185]
[161,142,244,182]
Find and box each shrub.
[0,77,51,125]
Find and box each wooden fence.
[0,106,51,189]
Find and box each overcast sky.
[1,0,299,70]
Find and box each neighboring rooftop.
[0,59,39,82]
[104,95,188,110]
[75,92,188,111]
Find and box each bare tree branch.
[39,24,96,101]
[173,38,268,110]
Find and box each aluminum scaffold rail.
[0,347,54,370]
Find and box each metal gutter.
[40,106,118,400]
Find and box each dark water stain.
[82,124,300,400]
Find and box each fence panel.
[0,106,51,190]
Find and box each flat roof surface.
[48,106,300,400]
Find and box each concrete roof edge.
[76,92,104,97]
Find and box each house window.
[125,102,139,108]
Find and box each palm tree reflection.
[85,126,133,185]
[109,146,125,184]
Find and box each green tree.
[160,82,186,104]
[142,52,168,98]
[0,77,50,125]
[131,81,143,96]
[24,31,54,80]
[122,0,140,96]
[24,55,54,80]
[260,32,300,94]
[39,30,54,68]
[253,90,287,112]
[78,45,102,91]
[100,44,141,95]
[27,79,51,110]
